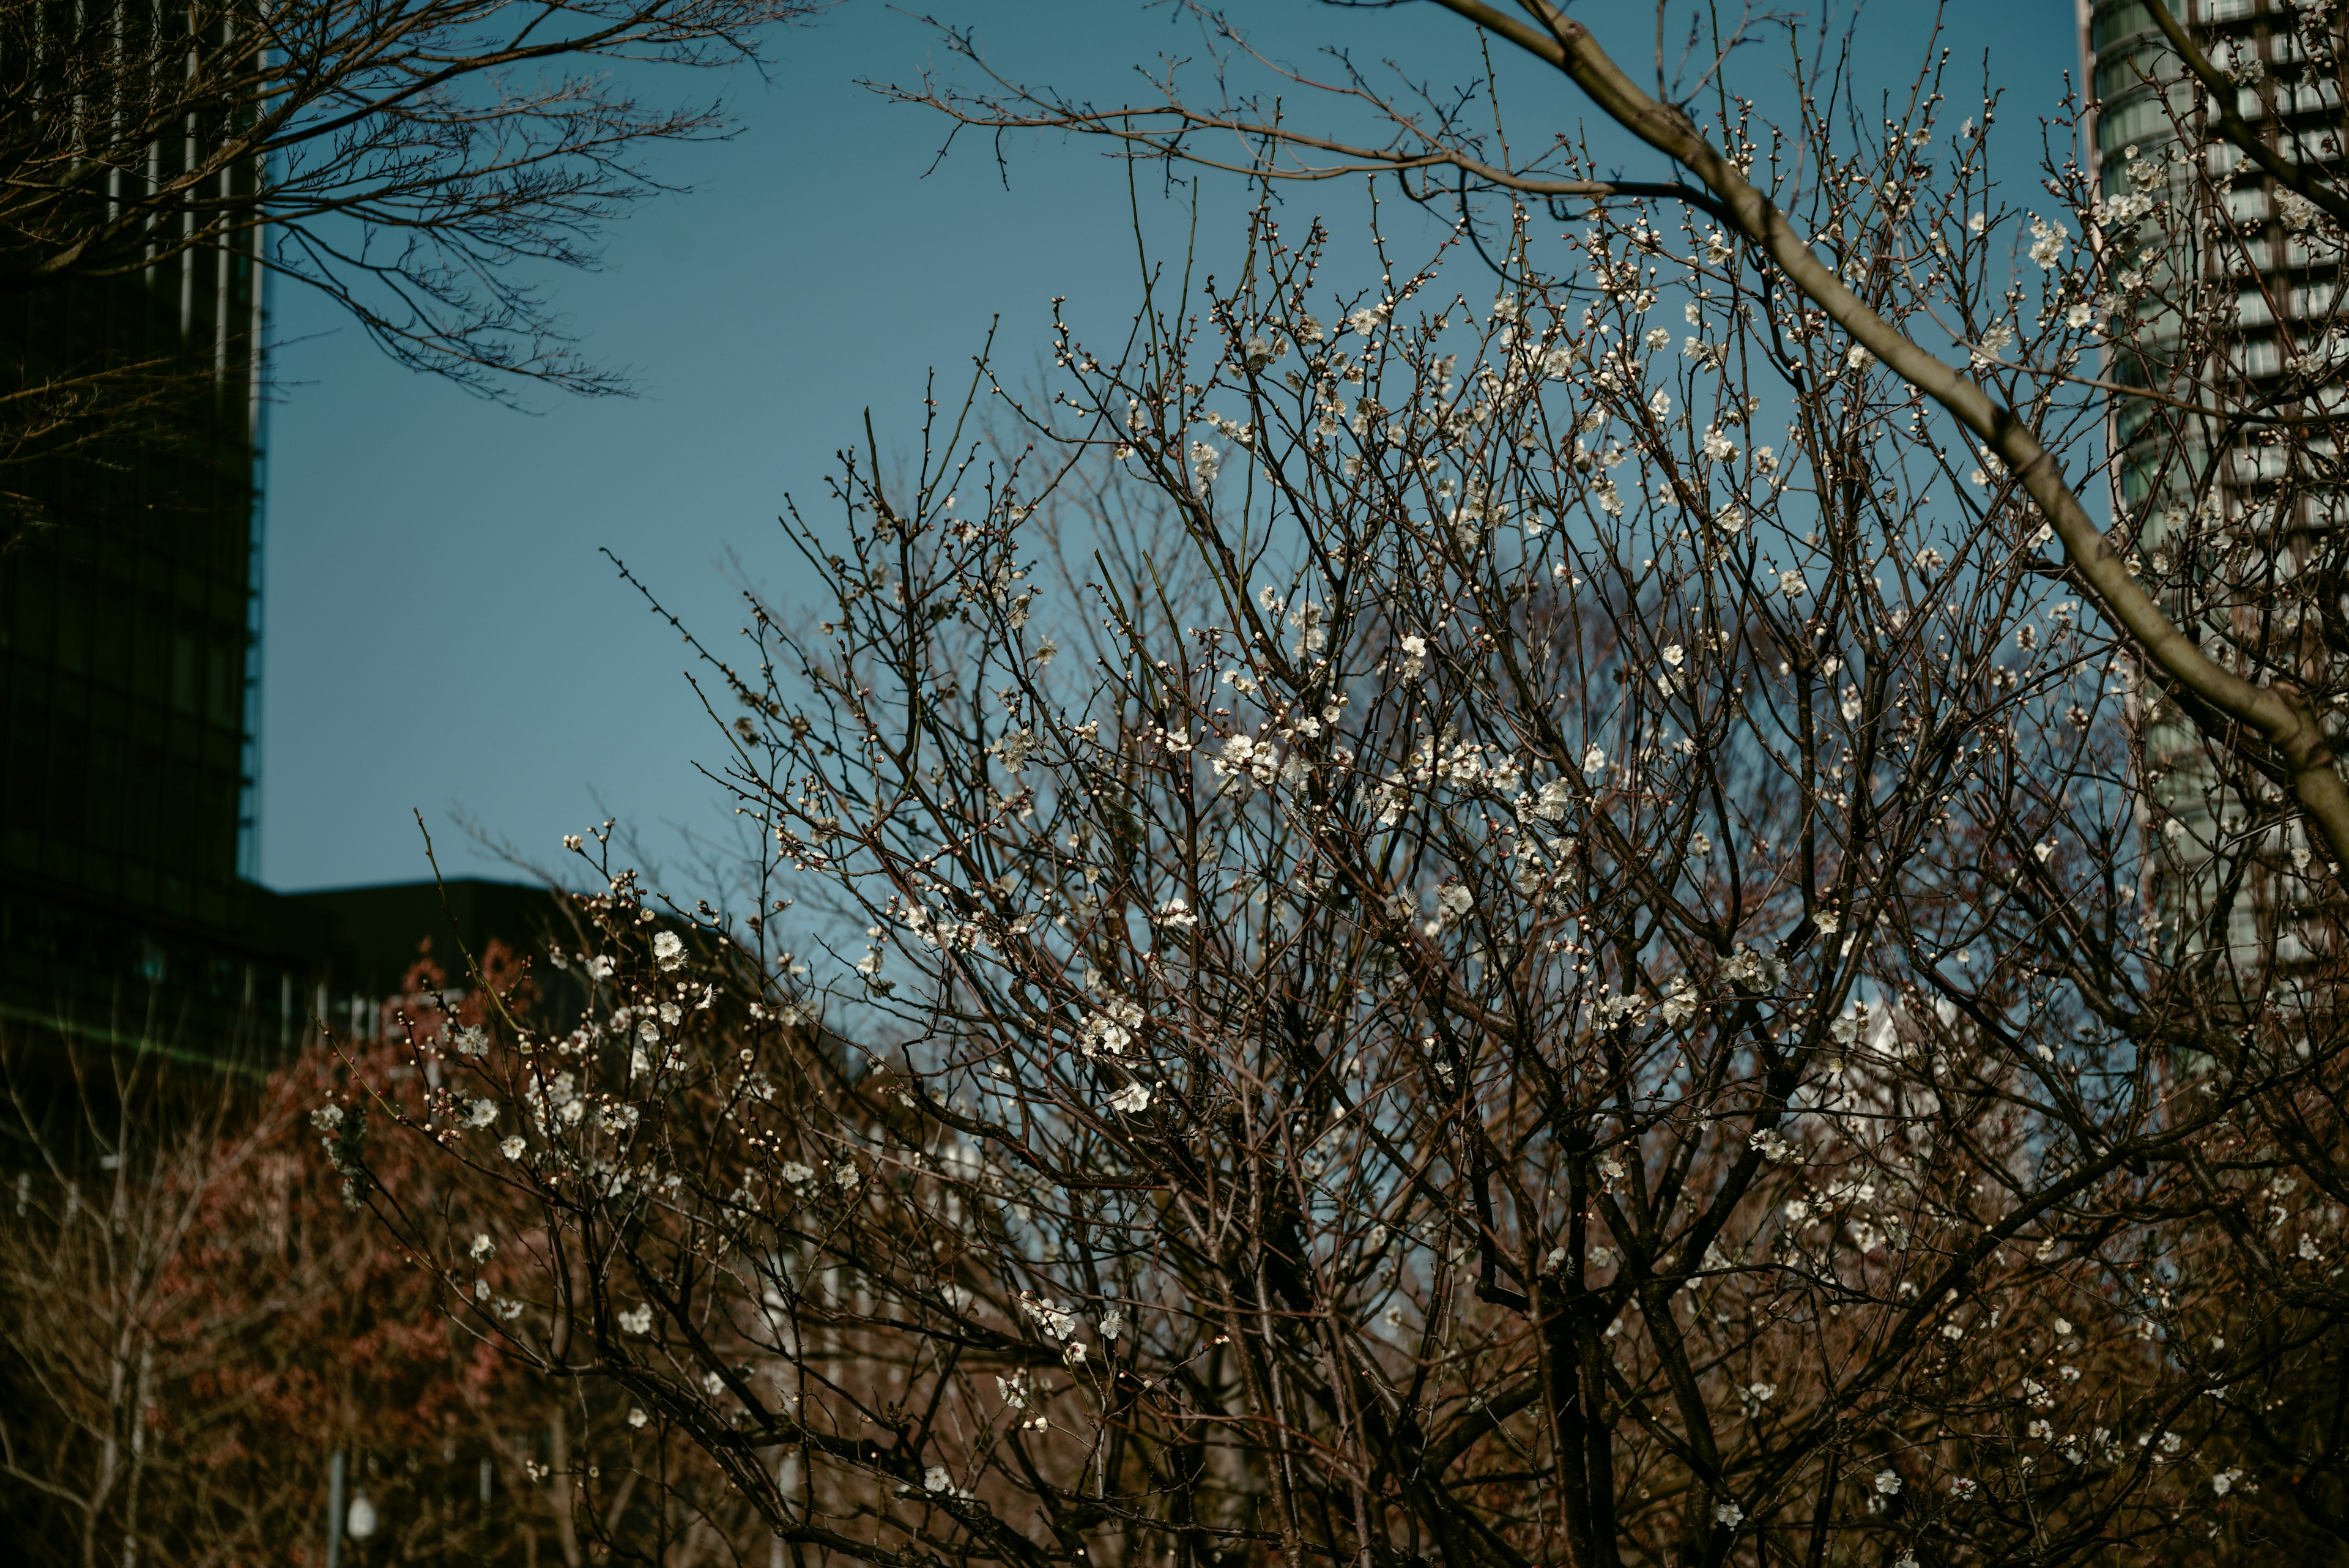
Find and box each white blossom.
[1722,946,1781,992]
[1970,322,2014,369]
[1524,778,1575,823]
[2028,215,2068,269]
[993,729,1037,773]
[1020,1292,1079,1341]
[1079,998,1143,1058]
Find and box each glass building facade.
[2081,0,2345,964]
[0,17,576,1145]
[0,236,568,1078]
[0,216,314,1058]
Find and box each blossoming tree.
[350,4,2349,1562]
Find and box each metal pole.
[325,1451,345,1568]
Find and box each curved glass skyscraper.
[2082,0,2347,967]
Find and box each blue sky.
[256,0,2082,893]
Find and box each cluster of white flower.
[898,902,982,954]
[1077,997,1143,1058]
[524,1069,586,1131]
[1187,440,1222,491]
[1017,1291,1079,1342]
[1423,882,1474,937]
[1969,321,2015,371]
[2027,215,2068,270]
[1721,945,1783,992]
[1213,731,1283,792]
[995,1372,1045,1431]
[1591,990,1648,1030]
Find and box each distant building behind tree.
[2080,0,2346,966]
[0,128,300,1057]
[0,0,817,1083]
[0,243,565,1085]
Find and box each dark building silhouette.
[292,876,582,1036]
[1,257,564,1074]
[0,220,310,1056]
